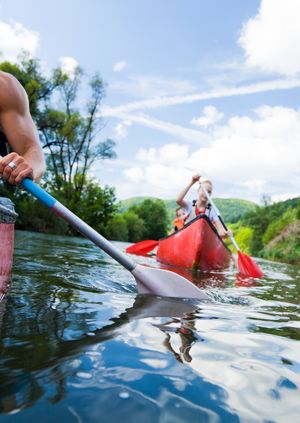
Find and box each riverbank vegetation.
[230,197,300,264]
[0,57,299,265]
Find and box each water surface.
[0,230,299,422]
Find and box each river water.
[0,230,299,422]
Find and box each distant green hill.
[118,197,157,212]
[213,198,257,223]
[119,196,257,223]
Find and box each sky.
[0,0,300,204]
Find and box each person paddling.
[176,174,232,238]
[0,71,45,185]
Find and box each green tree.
[131,199,169,240]
[0,57,118,235]
[260,193,272,207]
[123,210,144,242]
[228,223,253,254]
[242,205,277,255]
[104,215,128,241]
[37,67,116,203]
[262,208,297,244]
[72,178,117,234]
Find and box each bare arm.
[214,220,227,238]
[211,219,233,238]
[176,174,201,208]
[0,72,45,184]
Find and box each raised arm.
[176,174,201,208]
[0,72,45,184]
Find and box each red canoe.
[156,214,232,271]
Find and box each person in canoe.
[173,206,187,232]
[0,71,45,185]
[176,174,232,238]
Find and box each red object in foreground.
[0,223,14,300]
[126,239,159,256]
[157,215,232,271]
[237,250,264,278]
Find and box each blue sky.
[0,0,299,203]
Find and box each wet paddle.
[7,173,210,300]
[126,239,159,255]
[200,180,264,278]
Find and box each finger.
[1,152,19,165]
[10,161,28,183]
[7,173,17,185]
[2,164,14,181]
[7,163,25,184]
[0,153,21,174]
[0,155,14,174]
[15,167,33,184]
[3,163,21,180]
[2,158,28,184]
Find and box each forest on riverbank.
[0,57,299,265]
[115,195,300,265]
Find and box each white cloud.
[120,105,300,201]
[113,61,127,72]
[110,75,198,98]
[239,0,300,76]
[238,179,267,193]
[187,105,300,184]
[103,77,300,115]
[136,143,190,165]
[123,167,144,182]
[105,111,208,144]
[123,162,193,199]
[191,106,224,127]
[136,147,157,163]
[113,120,132,140]
[122,113,208,143]
[59,56,79,79]
[120,144,193,198]
[0,21,39,62]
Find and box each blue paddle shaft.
[21,178,56,207]
[21,178,136,271]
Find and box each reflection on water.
[0,230,299,422]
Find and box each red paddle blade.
[237,251,264,278]
[126,240,159,256]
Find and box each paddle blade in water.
[126,240,159,256]
[131,264,210,300]
[237,251,264,278]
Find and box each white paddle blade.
[131,264,210,300]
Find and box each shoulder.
[0,71,27,111]
[0,71,21,93]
